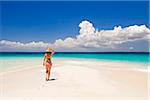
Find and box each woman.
[43,48,55,81]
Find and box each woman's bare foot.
[46,78,49,81]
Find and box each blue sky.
[0,1,149,52]
[1,1,149,42]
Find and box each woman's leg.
[45,64,49,81]
[48,66,51,80]
[45,62,52,81]
[46,69,49,81]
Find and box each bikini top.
[45,54,51,62]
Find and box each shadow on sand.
[49,78,56,81]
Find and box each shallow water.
[0,52,149,71]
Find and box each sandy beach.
[0,59,149,100]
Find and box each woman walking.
[43,48,55,81]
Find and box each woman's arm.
[51,49,55,55]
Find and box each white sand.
[0,59,149,100]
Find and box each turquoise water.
[0,53,149,63]
[0,53,149,71]
[54,54,149,63]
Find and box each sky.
[0,1,149,52]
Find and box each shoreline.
[0,58,149,74]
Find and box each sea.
[0,52,149,72]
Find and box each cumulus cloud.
[79,20,95,35]
[53,20,150,49]
[0,40,52,52]
[0,20,150,52]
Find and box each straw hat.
[46,48,52,52]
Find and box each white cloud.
[129,47,134,50]
[0,40,51,48]
[79,20,95,35]
[0,40,52,52]
[53,20,150,49]
[0,20,150,52]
